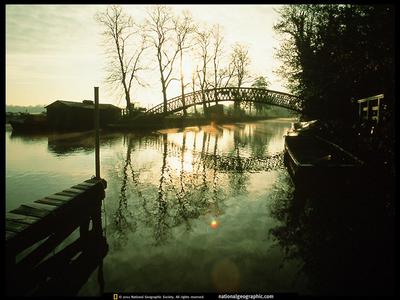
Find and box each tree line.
[6,105,45,114]
[96,5,269,116]
[274,4,394,123]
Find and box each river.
[5,118,394,296]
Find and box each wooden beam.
[60,188,83,195]
[45,194,73,202]
[94,86,100,179]
[35,198,66,207]
[10,205,52,219]
[6,213,41,225]
[6,220,30,233]
[356,94,384,103]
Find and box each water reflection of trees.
[151,133,169,244]
[269,172,395,296]
[225,130,250,195]
[112,135,136,249]
[175,132,192,231]
[225,123,268,156]
[223,122,290,158]
[111,123,289,247]
[111,130,227,246]
[145,135,284,173]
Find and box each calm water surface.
[6,119,310,294]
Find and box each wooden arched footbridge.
[146,87,304,116]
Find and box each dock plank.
[6,213,41,225]
[10,205,52,219]
[83,180,98,185]
[45,194,74,202]
[55,192,80,198]
[23,203,58,212]
[6,231,17,240]
[60,188,83,195]
[72,184,90,191]
[78,183,97,189]
[35,198,65,207]
[6,220,30,233]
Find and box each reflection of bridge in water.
[143,136,284,173]
[146,87,304,116]
[200,152,284,173]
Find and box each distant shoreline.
[6,116,294,134]
[6,105,46,114]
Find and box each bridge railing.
[145,87,304,115]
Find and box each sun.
[181,55,196,80]
[210,219,219,229]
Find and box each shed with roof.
[45,100,121,130]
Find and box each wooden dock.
[6,178,108,296]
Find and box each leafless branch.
[96,5,149,113]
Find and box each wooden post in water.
[94,87,100,179]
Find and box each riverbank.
[6,113,293,134]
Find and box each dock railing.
[357,94,384,124]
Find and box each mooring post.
[94,87,100,179]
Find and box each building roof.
[45,100,121,110]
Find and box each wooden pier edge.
[6,177,108,295]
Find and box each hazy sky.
[6,4,286,108]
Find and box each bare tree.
[195,27,213,113]
[230,43,251,111]
[174,11,196,117]
[210,24,224,104]
[231,43,251,88]
[96,5,148,116]
[216,62,236,89]
[210,27,235,91]
[147,5,181,114]
[191,68,198,114]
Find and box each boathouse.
[45,100,121,130]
